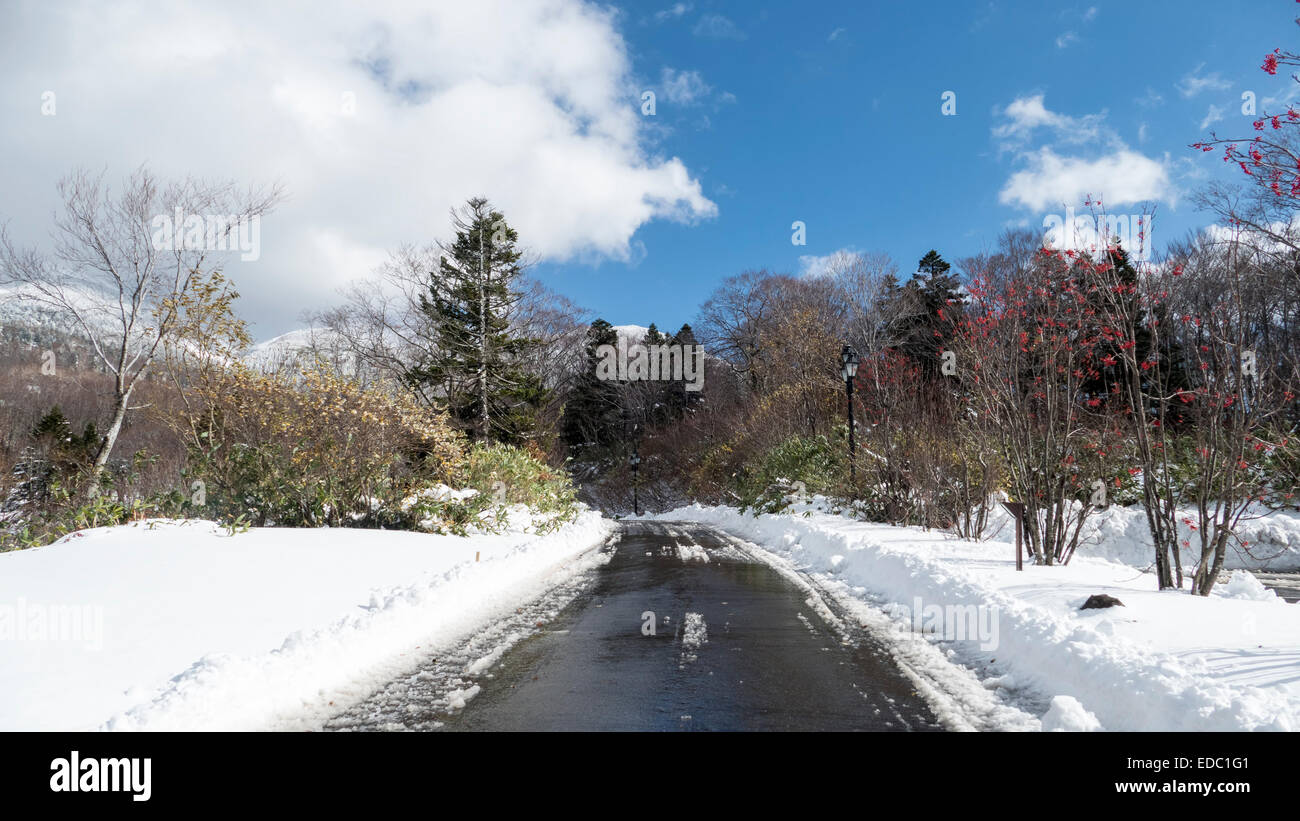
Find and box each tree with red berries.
[1192,26,1300,252]
[950,231,1112,565]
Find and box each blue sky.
[536,0,1297,332]
[0,0,1294,341]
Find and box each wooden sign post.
[1000,501,1026,571]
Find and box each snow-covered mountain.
[0,284,131,373]
[611,324,650,342]
[240,327,355,373]
[0,288,351,374]
[0,284,119,341]
[0,289,694,382]
[610,324,696,344]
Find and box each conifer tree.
[663,322,704,419]
[898,250,964,378]
[404,198,548,444]
[561,319,623,455]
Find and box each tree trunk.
[478,232,490,440]
[1142,479,1177,589]
[88,384,131,500]
[1193,527,1230,595]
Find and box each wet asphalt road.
[328,521,943,732]
[1257,572,1300,603]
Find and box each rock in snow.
[1080,594,1125,610]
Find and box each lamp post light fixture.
[840,344,860,485]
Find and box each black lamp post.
[630,450,641,516]
[840,345,860,484]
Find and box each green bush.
[460,442,579,530]
[5,364,584,546]
[0,467,186,551]
[735,434,844,513]
[394,442,579,535]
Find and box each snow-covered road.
[1257,573,1300,603]
[328,521,957,731]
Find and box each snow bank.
[980,501,1300,572]
[651,504,1300,731]
[0,512,613,731]
[1040,696,1102,732]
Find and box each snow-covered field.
[0,512,614,731]
[1046,502,1300,572]
[650,502,1300,732]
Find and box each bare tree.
[0,167,281,495]
[1161,229,1298,594]
[1090,232,1186,589]
[827,250,922,362]
[310,245,446,391]
[697,269,784,395]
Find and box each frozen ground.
[1018,502,1300,572]
[0,511,614,731]
[648,502,1300,731]
[7,494,1293,732]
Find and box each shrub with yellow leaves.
[181,360,467,528]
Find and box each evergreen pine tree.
[404,198,549,444]
[16,406,99,505]
[664,323,703,418]
[898,250,964,378]
[561,319,623,456]
[31,406,72,445]
[1088,244,1191,421]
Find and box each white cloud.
[828,27,847,42]
[1177,63,1232,97]
[799,248,861,278]
[0,0,716,339]
[1263,82,1300,110]
[998,147,1173,211]
[693,14,745,40]
[1055,31,1079,49]
[1199,104,1225,130]
[993,94,1107,146]
[992,94,1171,212]
[1083,6,1098,22]
[653,3,692,23]
[1203,217,1300,253]
[661,68,711,105]
[1135,87,1164,108]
